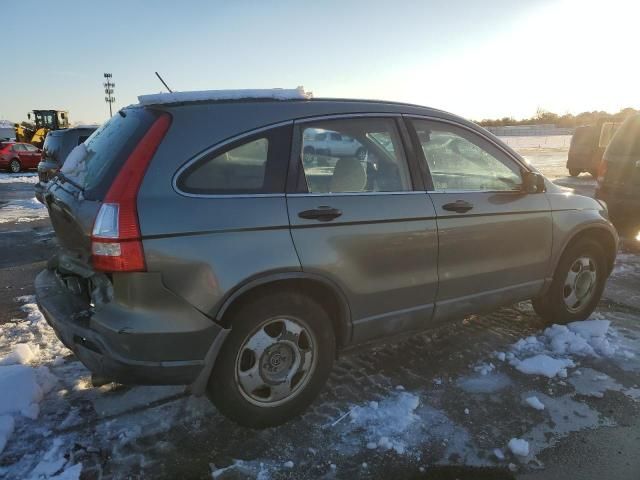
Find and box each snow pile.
[23,438,81,480]
[473,362,496,376]
[514,354,573,378]
[0,343,37,365]
[525,396,545,411]
[0,197,49,224]
[0,172,38,184]
[0,416,14,455]
[508,319,621,378]
[138,86,313,106]
[507,438,529,457]
[347,392,420,454]
[0,297,71,455]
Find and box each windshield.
[59,108,157,197]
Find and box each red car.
[0,141,42,173]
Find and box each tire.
[9,159,21,173]
[568,169,581,177]
[356,148,367,161]
[532,238,607,324]
[207,290,336,428]
[589,170,598,178]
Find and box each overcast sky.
[1,0,637,124]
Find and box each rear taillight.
[597,161,608,184]
[91,113,171,272]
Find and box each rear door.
[13,144,27,164]
[286,115,439,343]
[407,117,552,322]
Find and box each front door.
[407,118,553,322]
[287,116,439,344]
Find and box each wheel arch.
[555,224,618,275]
[214,272,352,348]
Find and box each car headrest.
[330,158,367,193]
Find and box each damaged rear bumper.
[35,268,228,389]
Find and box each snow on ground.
[0,172,38,184]
[613,253,640,277]
[1,292,640,476]
[525,396,545,411]
[344,392,420,455]
[0,295,209,478]
[499,135,572,150]
[0,197,48,224]
[508,438,530,457]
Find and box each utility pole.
[103,73,115,117]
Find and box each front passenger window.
[411,120,522,192]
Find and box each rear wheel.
[532,238,606,324]
[9,159,21,173]
[568,168,581,177]
[207,290,336,428]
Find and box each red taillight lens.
[597,161,608,184]
[91,113,172,272]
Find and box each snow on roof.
[137,86,313,106]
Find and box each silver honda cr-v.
[35,89,618,428]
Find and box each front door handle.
[442,200,473,213]
[298,206,342,222]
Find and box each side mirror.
[522,171,546,194]
[27,113,31,120]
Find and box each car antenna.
[155,72,173,93]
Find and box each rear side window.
[177,124,291,195]
[42,134,64,163]
[60,108,158,199]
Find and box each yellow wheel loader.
[15,110,69,148]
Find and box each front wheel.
[532,238,607,324]
[207,290,336,428]
[568,168,581,177]
[9,159,21,173]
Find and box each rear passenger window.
[299,118,412,194]
[177,125,291,195]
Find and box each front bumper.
[35,268,227,386]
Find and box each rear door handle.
[298,206,342,222]
[442,200,473,213]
